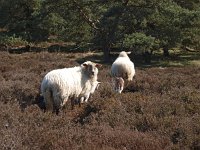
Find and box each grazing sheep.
[112,77,124,94]
[111,51,135,81]
[111,51,135,93]
[41,61,101,113]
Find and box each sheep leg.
[71,98,75,110]
[80,97,85,103]
[52,91,63,114]
[78,97,85,107]
[53,106,60,115]
[43,88,54,112]
[84,94,90,103]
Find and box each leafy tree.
[91,0,200,60]
[91,0,159,61]
[0,0,43,40]
[173,0,200,10]
[147,0,200,56]
[0,0,199,62]
[123,33,156,52]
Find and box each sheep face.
[82,61,101,78]
[112,77,124,93]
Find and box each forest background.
[0,0,200,61]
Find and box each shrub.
[0,34,28,47]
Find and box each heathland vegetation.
[0,51,200,149]
[0,0,200,149]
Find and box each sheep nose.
[91,71,95,75]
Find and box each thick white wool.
[111,51,135,81]
[41,61,99,112]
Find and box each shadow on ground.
[75,50,200,68]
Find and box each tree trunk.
[103,44,111,62]
[163,46,169,57]
[143,51,152,64]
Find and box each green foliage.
[0,0,199,56]
[0,0,48,41]
[123,32,156,54]
[0,34,28,46]
[148,1,200,49]
[173,0,200,10]
[180,9,200,49]
[42,13,66,35]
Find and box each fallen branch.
[185,46,199,52]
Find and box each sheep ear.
[81,62,88,67]
[126,51,131,54]
[95,63,102,68]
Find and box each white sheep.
[111,51,135,93]
[41,61,101,113]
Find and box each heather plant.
[0,51,200,149]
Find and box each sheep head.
[81,61,101,78]
[112,77,124,93]
[118,51,131,58]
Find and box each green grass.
[81,49,200,68]
[133,49,200,68]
